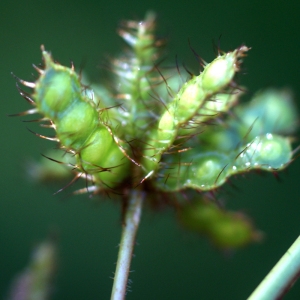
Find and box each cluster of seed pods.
[12,12,297,248]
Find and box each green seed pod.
[143,46,249,176]
[155,151,230,191]
[154,133,292,192]
[201,50,240,93]
[17,47,131,190]
[174,46,249,127]
[234,134,292,172]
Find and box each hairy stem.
[248,236,300,300]
[111,189,144,300]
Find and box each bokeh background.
[1,0,300,299]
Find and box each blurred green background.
[1,0,300,299]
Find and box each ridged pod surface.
[31,48,130,189]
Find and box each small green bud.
[209,213,259,249]
[178,198,260,249]
[178,199,223,233]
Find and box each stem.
[248,236,300,300]
[111,189,144,300]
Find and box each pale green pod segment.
[177,89,242,138]
[186,152,230,190]
[78,126,119,170]
[173,76,205,125]
[233,134,292,172]
[155,151,230,192]
[157,107,177,148]
[142,107,177,173]
[93,145,130,186]
[78,126,130,186]
[201,47,248,93]
[34,51,81,120]
[56,100,99,149]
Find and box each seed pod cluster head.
[11,13,298,248]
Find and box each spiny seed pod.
[143,46,249,174]
[14,46,131,190]
[155,133,293,192]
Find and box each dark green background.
[1,1,300,299]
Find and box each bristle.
[53,173,82,195]
[26,128,59,142]
[70,61,75,71]
[16,83,35,105]
[72,185,98,195]
[11,73,36,88]
[39,122,56,129]
[32,64,44,74]
[22,118,45,123]
[8,108,38,117]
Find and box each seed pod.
[234,134,292,172]
[155,133,292,192]
[143,46,249,176]
[17,47,130,189]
